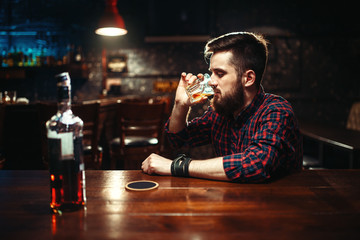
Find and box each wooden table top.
[0,170,359,239]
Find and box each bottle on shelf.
[46,72,86,213]
[7,46,14,67]
[1,48,8,67]
[0,43,77,67]
[74,46,83,64]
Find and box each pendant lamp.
[95,0,127,36]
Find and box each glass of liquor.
[1,91,17,104]
[7,91,16,104]
[46,72,86,213]
[185,73,214,103]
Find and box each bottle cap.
[55,72,71,100]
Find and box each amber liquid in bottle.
[47,72,86,213]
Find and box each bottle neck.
[58,100,71,113]
[57,85,71,113]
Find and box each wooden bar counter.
[0,170,359,239]
[300,120,360,168]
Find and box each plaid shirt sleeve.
[164,109,213,148]
[223,102,302,183]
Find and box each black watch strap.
[171,154,192,177]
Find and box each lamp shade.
[95,0,127,36]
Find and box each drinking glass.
[7,91,17,104]
[185,73,214,103]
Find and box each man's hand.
[169,72,207,133]
[174,72,191,106]
[141,153,173,175]
[175,72,206,106]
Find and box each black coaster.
[125,180,159,191]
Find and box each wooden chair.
[38,101,102,169]
[72,102,102,169]
[110,98,166,170]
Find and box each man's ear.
[243,70,256,87]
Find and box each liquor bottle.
[46,72,86,213]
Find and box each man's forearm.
[168,102,190,133]
[189,157,230,181]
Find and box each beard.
[211,81,245,119]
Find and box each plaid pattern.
[165,88,303,182]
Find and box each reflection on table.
[0,169,359,239]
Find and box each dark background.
[1,0,360,127]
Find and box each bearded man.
[142,32,303,182]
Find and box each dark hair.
[204,32,268,88]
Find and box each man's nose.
[209,74,217,88]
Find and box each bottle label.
[48,132,74,159]
[60,132,74,160]
[47,131,83,174]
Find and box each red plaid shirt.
[165,88,303,182]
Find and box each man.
[142,32,303,182]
